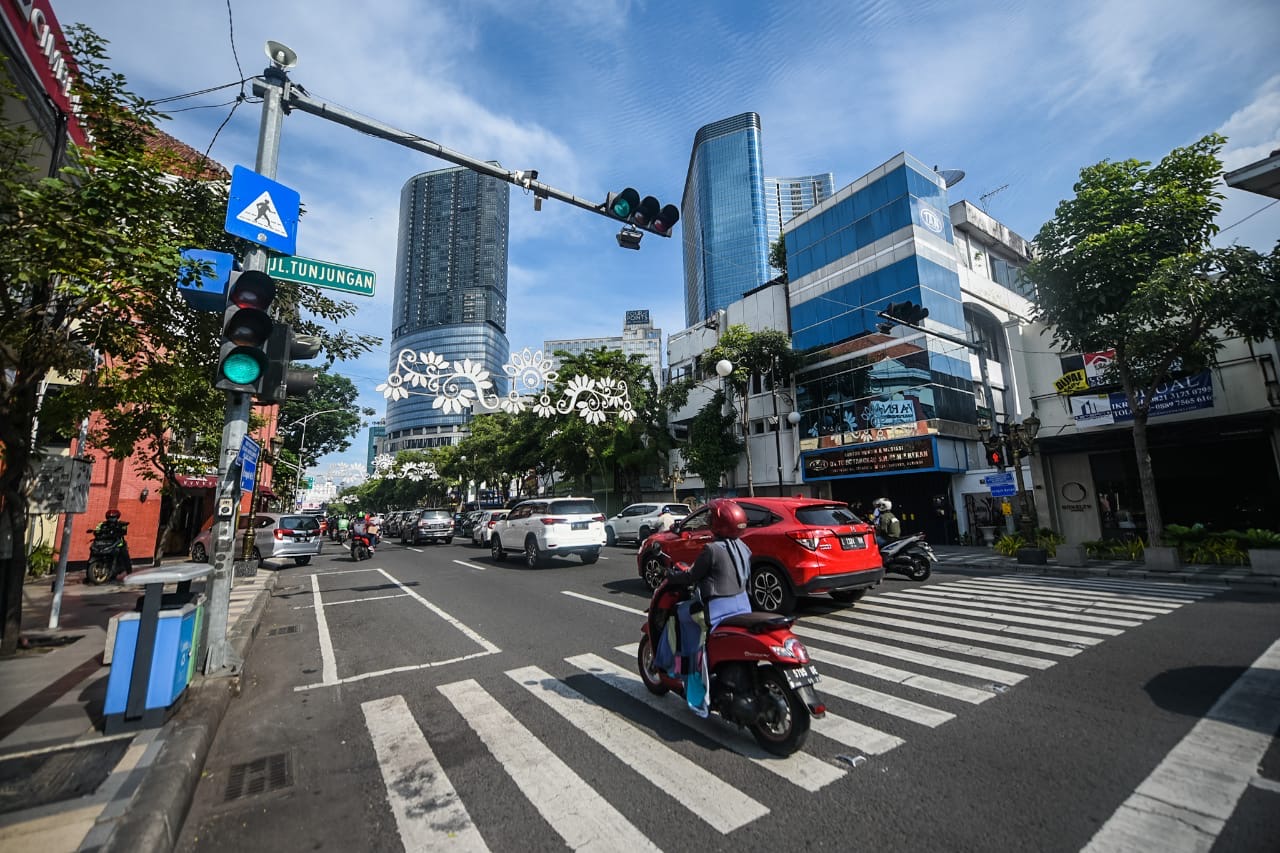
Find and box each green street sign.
[267,255,375,297]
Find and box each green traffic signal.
[221,350,265,385]
[608,187,640,220]
[214,269,276,393]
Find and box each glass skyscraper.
[681,112,770,328]
[385,166,510,452]
[764,173,835,249]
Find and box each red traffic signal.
[985,439,1006,469]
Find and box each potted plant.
[1245,529,1280,575]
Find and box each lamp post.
[283,408,345,505]
[769,357,802,496]
[663,466,686,502]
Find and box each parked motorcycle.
[350,531,375,562]
[636,550,825,756]
[86,523,131,584]
[879,533,937,581]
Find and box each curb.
[100,572,278,853]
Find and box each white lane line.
[295,649,498,692]
[508,665,768,834]
[376,568,500,654]
[854,601,1103,646]
[871,597,1125,637]
[795,626,1028,685]
[830,609,1082,657]
[816,675,955,727]
[805,616,1057,670]
[899,589,1145,627]
[361,695,487,852]
[919,587,1159,621]
[409,547,424,553]
[1082,637,1280,853]
[292,592,410,609]
[952,579,1184,612]
[310,573,338,685]
[804,646,995,704]
[438,678,659,852]
[587,650,845,792]
[560,590,648,616]
[307,567,383,577]
[452,559,487,572]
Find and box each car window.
[631,505,656,516]
[682,509,711,531]
[256,516,276,529]
[794,504,861,526]
[279,515,318,530]
[508,505,529,519]
[733,503,776,528]
[551,499,598,515]
[663,504,690,516]
[423,510,451,519]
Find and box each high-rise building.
[543,310,664,388]
[764,173,835,250]
[366,419,386,472]
[385,166,510,453]
[681,112,770,328]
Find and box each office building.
[544,310,664,388]
[764,173,835,250]
[366,420,386,472]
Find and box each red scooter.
[350,530,376,561]
[636,550,825,755]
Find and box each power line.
[1220,198,1279,234]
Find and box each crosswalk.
[356,574,1220,851]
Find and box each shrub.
[1186,539,1247,565]
[26,544,57,579]
[994,534,1026,557]
[1034,529,1065,557]
[1244,528,1280,550]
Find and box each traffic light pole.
[204,66,287,675]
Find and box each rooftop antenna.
[979,184,1009,211]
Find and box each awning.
[258,486,277,498]
[176,474,218,489]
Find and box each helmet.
[708,499,747,539]
[105,509,121,521]
[873,498,892,512]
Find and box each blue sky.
[55,0,1280,482]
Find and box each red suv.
[637,497,883,614]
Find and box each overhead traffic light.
[882,300,930,326]
[604,187,680,237]
[214,270,276,393]
[260,325,323,402]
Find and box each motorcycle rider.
[665,499,753,629]
[873,497,901,547]
[91,509,131,579]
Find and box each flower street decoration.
[377,347,635,424]
[370,453,439,482]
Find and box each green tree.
[701,325,802,495]
[768,237,788,282]
[1024,133,1280,547]
[277,372,375,504]
[683,390,741,498]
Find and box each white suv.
[491,497,605,567]
[605,502,690,546]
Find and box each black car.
[402,508,454,545]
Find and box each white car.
[605,502,690,546]
[490,497,605,567]
[470,509,509,546]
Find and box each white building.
[544,310,664,388]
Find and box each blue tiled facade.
[681,113,771,328]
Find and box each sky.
[53,0,1280,484]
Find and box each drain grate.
[268,625,299,636]
[224,752,293,802]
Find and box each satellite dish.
[937,169,966,188]
[264,40,298,70]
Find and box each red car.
[637,497,884,614]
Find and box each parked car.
[190,512,322,567]
[470,509,509,546]
[383,511,404,537]
[636,497,884,614]
[457,510,485,540]
[490,497,605,567]
[402,508,454,545]
[605,502,690,546]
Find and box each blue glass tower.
[386,166,510,452]
[681,113,770,328]
[764,173,835,248]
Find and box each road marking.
[376,568,500,654]
[898,589,1145,627]
[1082,637,1280,853]
[804,646,995,704]
[307,567,383,577]
[812,711,904,755]
[816,674,955,727]
[439,678,659,852]
[452,559,486,571]
[408,547,423,553]
[829,609,1082,657]
[870,596,1124,636]
[586,650,846,791]
[1009,574,1220,598]
[560,590,647,616]
[508,665,768,833]
[310,573,338,685]
[927,586,1165,619]
[950,579,1183,613]
[292,592,410,609]
[295,650,498,692]
[805,616,1057,669]
[795,626,1028,685]
[854,600,1103,646]
[361,695,487,852]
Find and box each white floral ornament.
[382,346,633,422]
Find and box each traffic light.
[260,325,323,402]
[985,438,1007,470]
[604,187,680,236]
[215,270,275,393]
[882,301,930,326]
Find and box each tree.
[1024,133,1280,547]
[683,390,741,498]
[277,372,374,503]
[700,325,802,495]
[768,237,788,282]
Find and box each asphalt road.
[176,537,1280,853]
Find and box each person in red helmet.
[667,498,753,629]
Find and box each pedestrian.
[657,508,676,532]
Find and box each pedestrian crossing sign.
[224,165,300,255]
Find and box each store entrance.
[828,472,957,544]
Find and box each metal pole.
[771,361,784,495]
[294,417,309,503]
[204,65,288,675]
[48,414,89,629]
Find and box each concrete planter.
[1144,546,1181,572]
[1247,549,1280,576]
[233,559,259,578]
[1016,546,1049,565]
[1056,544,1089,567]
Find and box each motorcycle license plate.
[571,521,589,530]
[783,664,819,689]
[839,535,865,550]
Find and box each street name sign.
[238,436,260,495]
[224,165,300,255]
[266,255,376,297]
[990,484,1017,497]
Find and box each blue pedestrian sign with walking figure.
[224,165,300,256]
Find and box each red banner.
[1,0,90,148]
[176,474,218,490]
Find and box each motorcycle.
[86,523,131,584]
[636,550,826,756]
[879,533,937,581]
[350,530,375,562]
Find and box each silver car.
[190,512,322,566]
[470,509,509,546]
[605,502,690,546]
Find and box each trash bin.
[103,563,211,733]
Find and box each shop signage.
[1070,371,1214,428]
[29,456,92,513]
[1,0,89,147]
[802,436,936,480]
[1054,369,1088,395]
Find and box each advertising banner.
[1070,371,1214,429]
[802,436,936,480]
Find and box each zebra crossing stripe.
[870,596,1125,636]
[361,695,488,852]
[804,616,1057,670]
[815,674,955,727]
[898,589,1145,628]
[795,626,1029,685]
[804,646,995,704]
[977,576,1210,606]
[829,609,1082,657]
[1004,575,1218,598]
[811,710,905,755]
[947,580,1179,614]
[438,678,660,852]
[916,587,1157,621]
[588,650,847,792]
[507,665,768,834]
[854,601,1103,646]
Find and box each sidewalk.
[930,544,1280,590]
[0,561,277,853]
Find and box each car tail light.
[487,520,497,529]
[787,528,835,551]
[539,517,567,525]
[274,529,287,540]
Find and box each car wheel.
[444,537,453,545]
[191,542,208,563]
[491,536,505,562]
[641,550,667,591]
[294,556,311,566]
[524,536,546,569]
[830,588,867,604]
[638,525,651,543]
[580,548,600,565]
[605,526,617,547]
[252,547,263,568]
[749,564,795,614]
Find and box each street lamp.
[662,465,686,502]
[282,408,345,504]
